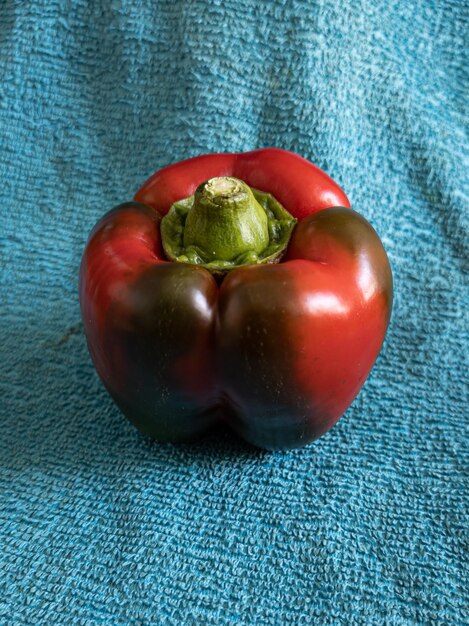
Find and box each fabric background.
[1,1,467,624]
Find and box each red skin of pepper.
[79,148,392,450]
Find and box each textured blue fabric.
[1,1,467,623]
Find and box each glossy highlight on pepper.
[79,148,393,450]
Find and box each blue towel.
[1,1,467,623]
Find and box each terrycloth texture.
[1,0,467,623]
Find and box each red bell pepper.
[79,148,392,450]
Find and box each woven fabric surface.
[1,1,468,624]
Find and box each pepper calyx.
[160,176,297,274]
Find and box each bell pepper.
[79,148,392,450]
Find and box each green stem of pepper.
[160,176,297,274]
